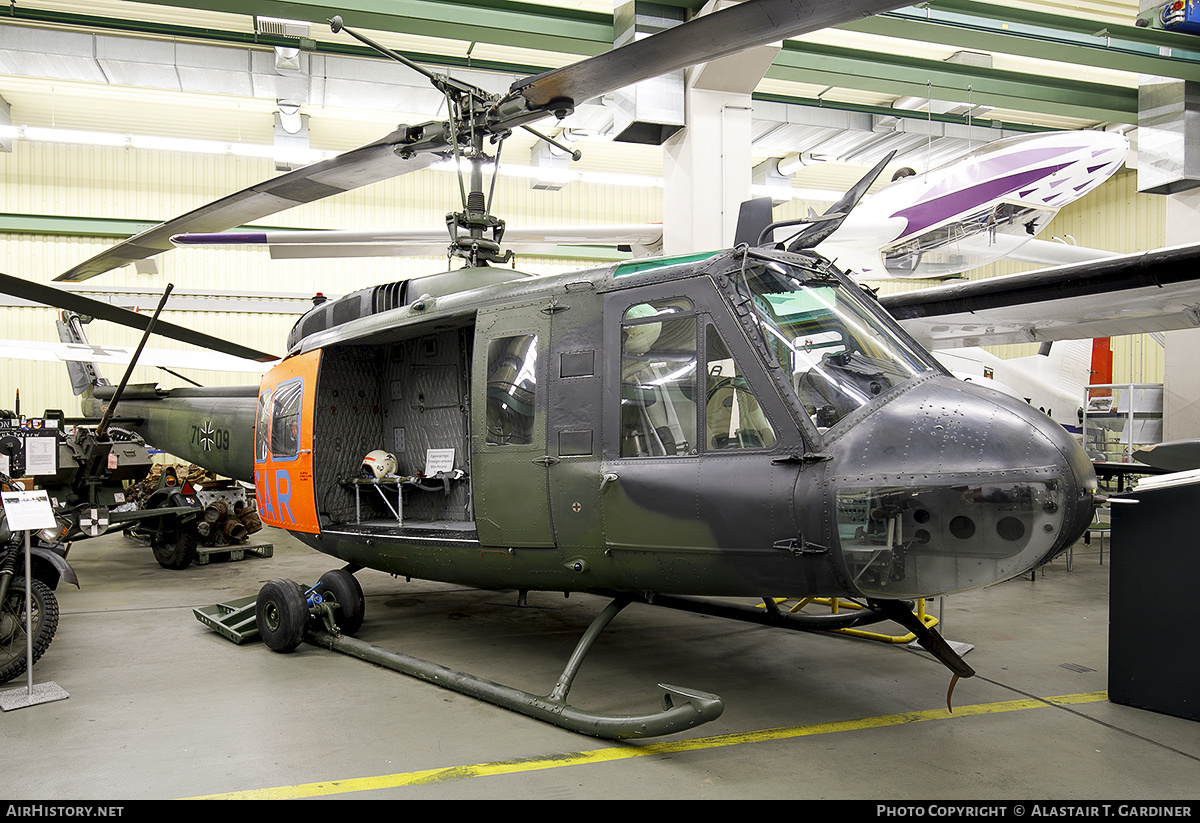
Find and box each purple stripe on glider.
[891,163,1071,238]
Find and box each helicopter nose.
[825,376,1097,599]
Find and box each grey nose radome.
[824,375,1097,599]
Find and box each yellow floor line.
[188,691,1108,800]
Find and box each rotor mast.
[446,121,511,268]
[330,16,577,269]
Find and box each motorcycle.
[0,474,79,684]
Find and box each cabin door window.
[485,334,539,446]
[255,389,271,463]
[270,378,304,459]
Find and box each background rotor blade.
[0,272,278,362]
[512,0,910,112]
[55,128,444,282]
[879,241,1200,349]
[0,339,270,373]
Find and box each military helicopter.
[0,0,1131,738]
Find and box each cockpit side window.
[618,298,777,457]
[620,299,697,457]
[705,325,776,450]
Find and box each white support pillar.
[662,90,755,254]
[1162,191,1200,440]
[660,1,779,255]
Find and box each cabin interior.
[313,324,476,531]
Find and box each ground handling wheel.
[255,578,308,653]
[312,569,365,637]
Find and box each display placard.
[24,436,57,476]
[424,448,455,476]
[0,490,57,531]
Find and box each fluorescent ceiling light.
[0,124,334,166]
[0,125,125,147]
[751,183,841,202]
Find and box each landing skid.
[306,597,725,740]
[201,577,972,738]
[628,593,975,679]
[629,593,975,712]
[197,579,724,739]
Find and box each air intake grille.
[255,16,311,39]
[372,282,407,314]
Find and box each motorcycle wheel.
[0,577,60,684]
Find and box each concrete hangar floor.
[4,527,1198,801]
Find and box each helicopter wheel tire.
[313,569,365,637]
[256,578,308,653]
[151,522,198,570]
[0,577,60,684]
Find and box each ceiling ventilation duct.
[1137,75,1200,194]
[529,139,572,190]
[610,1,685,145]
[1136,0,1200,193]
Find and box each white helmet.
[361,450,397,479]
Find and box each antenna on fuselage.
[94,284,173,439]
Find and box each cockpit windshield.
[736,255,938,433]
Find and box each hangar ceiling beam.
[115,0,1200,82]
[10,0,1200,127]
[768,42,1138,123]
[839,0,1200,83]
[96,0,615,58]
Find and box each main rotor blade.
[172,224,664,247]
[0,272,278,363]
[512,0,909,113]
[55,129,445,282]
[0,339,271,373]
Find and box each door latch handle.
[771,452,831,465]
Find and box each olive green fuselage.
[107,249,1096,602]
